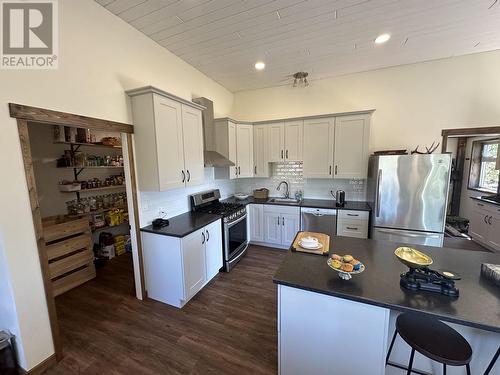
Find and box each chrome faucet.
[277,181,290,199]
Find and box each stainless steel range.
[191,189,248,271]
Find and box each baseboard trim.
[23,354,57,375]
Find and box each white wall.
[0,0,233,370]
[231,50,500,153]
[0,237,25,368]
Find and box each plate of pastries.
[327,254,365,280]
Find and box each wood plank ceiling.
[96,0,500,92]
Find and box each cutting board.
[292,231,330,255]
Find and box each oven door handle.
[226,213,247,228]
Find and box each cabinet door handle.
[484,215,488,224]
[206,230,209,241]
[488,216,492,225]
[277,216,280,226]
[281,150,284,159]
[286,150,289,159]
[329,166,332,175]
[202,231,205,244]
[477,203,484,206]
[187,170,191,182]
[181,170,185,183]
[254,166,257,174]
[282,216,284,226]
[335,165,338,175]
[346,226,359,230]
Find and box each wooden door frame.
[9,103,146,362]
[441,126,500,152]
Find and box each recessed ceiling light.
[375,33,391,44]
[255,61,266,70]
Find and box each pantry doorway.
[10,103,145,362]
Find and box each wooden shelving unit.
[42,216,96,296]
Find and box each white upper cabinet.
[214,119,254,179]
[334,114,370,179]
[268,121,303,162]
[303,114,370,179]
[127,87,205,191]
[303,117,335,179]
[284,120,303,161]
[236,124,254,178]
[153,95,185,190]
[182,105,204,186]
[228,121,238,179]
[269,122,285,162]
[253,125,270,177]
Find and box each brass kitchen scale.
[395,247,460,297]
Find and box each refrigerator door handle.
[376,169,382,217]
[376,229,441,239]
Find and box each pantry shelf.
[66,207,127,218]
[57,166,124,170]
[92,220,129,233]
[60,185,126,193]
[54,141,122,149]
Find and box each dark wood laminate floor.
[46,246,285,375]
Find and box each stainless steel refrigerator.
[367,154,451,247]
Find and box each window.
[469,139,499,192]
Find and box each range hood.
[192,97,235,167]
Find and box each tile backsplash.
[139,168,236,226]
[236,161,366,201]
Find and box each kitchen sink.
[267,198,301,205]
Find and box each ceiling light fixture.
[375,33,391,44]
[255,61,266,70]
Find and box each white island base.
[278,285,499,375]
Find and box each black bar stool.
[386,313,472,375]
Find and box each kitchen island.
[273,236,499,375]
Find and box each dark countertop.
[222,196,371,211]
[471,196,500,208]
[273,236,500,333]
[140,212,221,238]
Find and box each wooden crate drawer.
[337,221,368,239]
[338,210,369,221]
[52,265,96,297]
[49,249,94,279]
[44,216,89,242]
[46,233,91,260]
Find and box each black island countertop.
[222,196,371,211]
[273,236,500,333]
[140,211,221,238]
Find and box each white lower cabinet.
[469,200,500,251]
[141,219,222,308]
[248,204,264,242]
[248,203,300,248]
[337,210,369,239]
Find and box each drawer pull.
[346,226,359,230]
[347,213,359,217]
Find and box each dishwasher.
[300,207,337,237]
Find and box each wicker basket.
[253,188,269,199]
